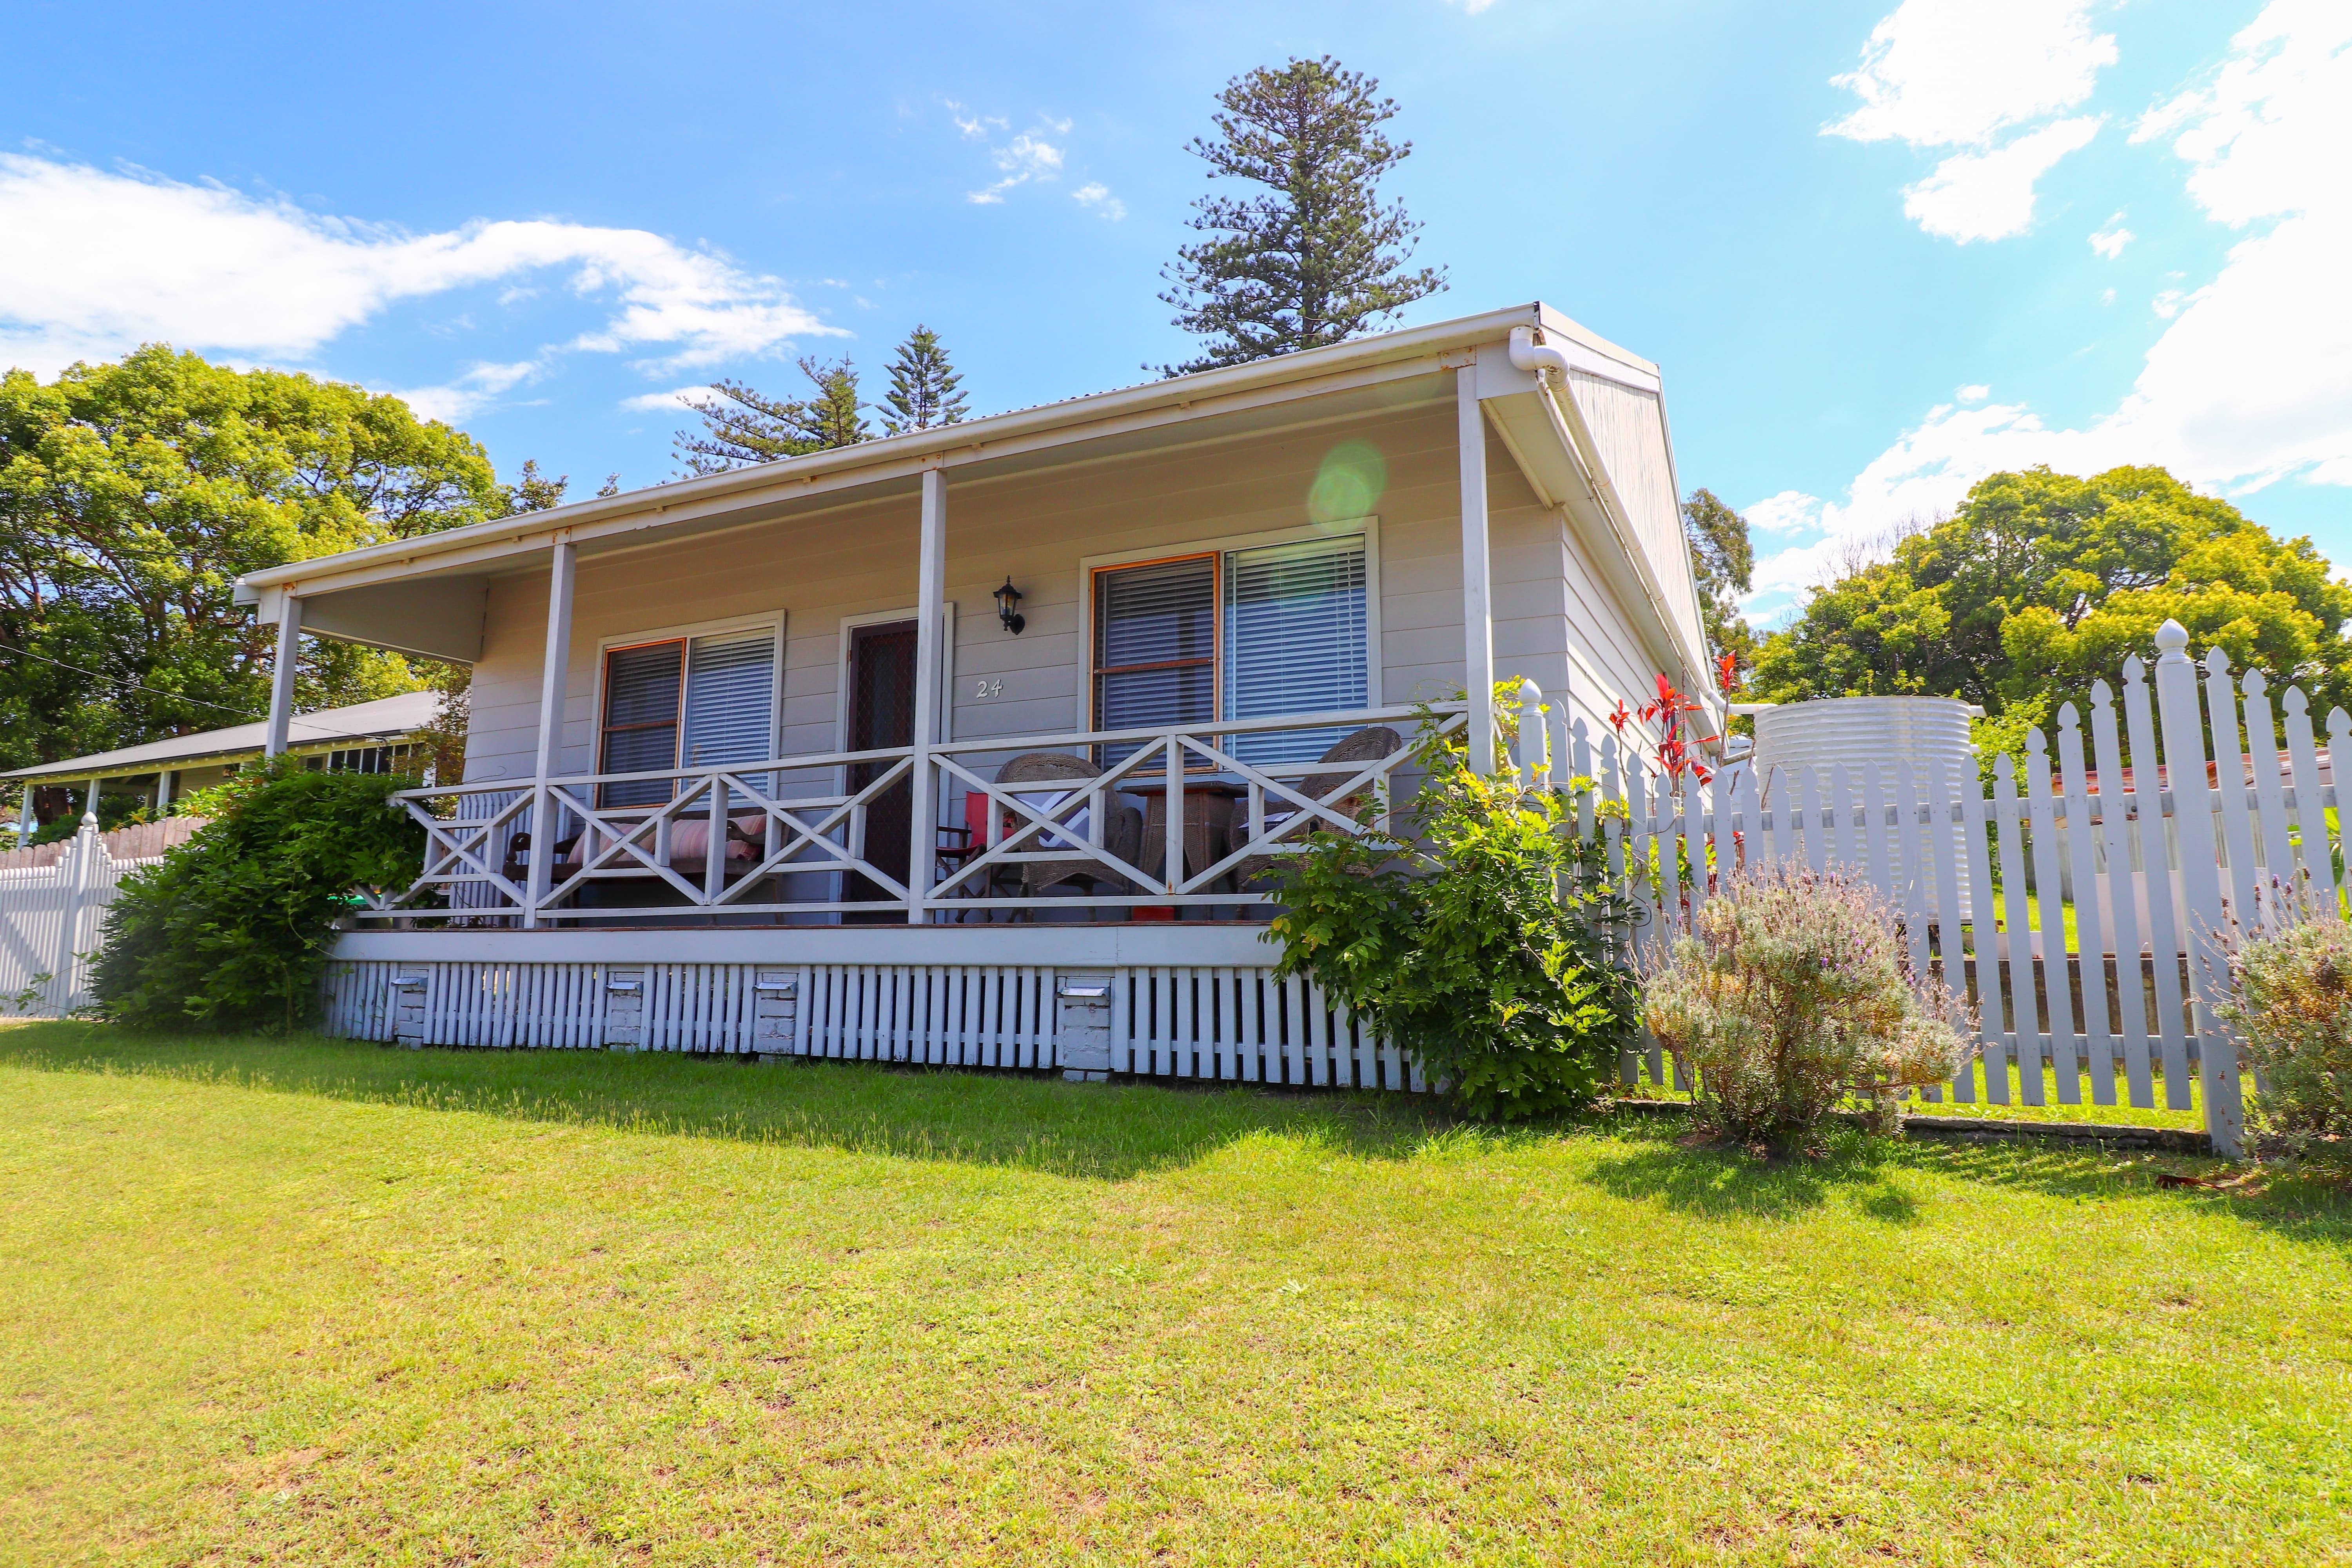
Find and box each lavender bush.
[2212,903,2352,1167]
[1641,862,1973,1147]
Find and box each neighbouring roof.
[1,690,440,784]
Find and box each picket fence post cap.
[2154,619,2190,656]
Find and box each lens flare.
[1307,440,1386,526]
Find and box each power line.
[0,641,429,748]
[4,641,261,720]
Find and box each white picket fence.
[1581,624,2345,1156]
[0,819,162,1018]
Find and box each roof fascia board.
[4,728,426,784]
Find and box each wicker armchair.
[1228,725,1405,891]
[991,751,1144,904]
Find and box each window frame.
[590,612,787,804]
[1087,550,1221,741]
[1078,517,1381,740]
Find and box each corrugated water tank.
[1749,696,1979,916]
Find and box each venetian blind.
[681,630,777,769]
[1094,555,1216,735]
[601,641,684,806]
[1224,536,1367,766]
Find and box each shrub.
[90,757,424,1034]
[1641,862,1972,1147]
[2212,908,2352,1166]
[1264,705,1635,1121]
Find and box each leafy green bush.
[1641,862,1972,1147]
[1263,709,1634,1121]
[2213,909,2352,1167]
[91,757,424,1033]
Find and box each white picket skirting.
[0,822,162,1018]
[318,955,1406,1089]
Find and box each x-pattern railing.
[926,705,1456,912]
[367,705,1458,924]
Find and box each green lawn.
[2,1022,2346,1566]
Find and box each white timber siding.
[455,402,1674,793]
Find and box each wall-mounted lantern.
[994,576,1026,635]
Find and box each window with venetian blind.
[599,628,777,806]
[1091,535,1367,767]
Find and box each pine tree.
[880,325,969,434]
[672,358,869,475]
[1159,56,1446,375]
[800,358,869,449]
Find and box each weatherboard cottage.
[232,303,1715,1082]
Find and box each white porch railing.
[364,704,1462,927]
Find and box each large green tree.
[1159,56,1446,374]
[1682,488,1756,673]
[0,345,509,783]
[1752,465,2352,723]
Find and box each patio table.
[1122,779,1246,887]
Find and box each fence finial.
[2154,619,2190,660]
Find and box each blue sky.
[3,0,2345,625]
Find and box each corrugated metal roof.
[2,690,440,782]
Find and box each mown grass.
[2,1020,2346,1566]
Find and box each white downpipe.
[526,540,577,928]
[908,468,947,924]
[264,593,301,756]
[1508,324,1575,379]
[1457,367,1495,775]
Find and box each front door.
[845,621,917,913]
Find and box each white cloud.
[0,153,839,382]
[1072,182,1126,221]
[968,130,1065,204]
[390,359,542,424]
[1761,2,2352,609]
[2089,215,2134,257]
[1755,2,2352,615]
[1956,384,1990,403]
[1829,0,2114,241]
[1744,490,1828,536]
[1900,115,2100,241]
[1442,0,1498,13]
[619,385,716,413]
[1828,0,2116,148]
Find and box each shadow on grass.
[1581,1127,1923,1224]
[0,1020,1461,1183]
[1580,1107,2352,1240]
[7,1022,2348,1234]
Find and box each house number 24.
[973,678,1004,699]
